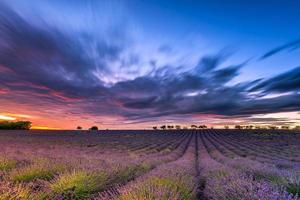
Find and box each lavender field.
[0,130,300,200]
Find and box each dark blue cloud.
[249,66,300,93]
[0,3,123,99]
[260,38,300,60]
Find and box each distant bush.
[175,125,181,129]
[167,125,174,129]
[235,125,242,129]
[199,125,207,129]
[89,126,98,131]
[191,124,197,129]
[0,121,31,130]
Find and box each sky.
[0,0,300,129]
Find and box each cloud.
[112,61,300,123]
[1,2,300,127]
[247,117,294,124]
[0,3,124,99]
[249,66,300,93]
[109,55,246,119]
[260,38,300,60]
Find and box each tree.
[160,125,166,130]
[224,125,229,129]
[191,125,198,129]
[15,121,32,130]
[77,126,82,130]
[89,126,98,131]
[235,125,242,129]
[152,126,158,130]
[0,121,31,130]
[175,125,181,130]
[268,126,277,130]
[245,125,253,129]
[199,125,207,129]
[281,126,290,130]
[167,125,174,129]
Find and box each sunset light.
[31,126,60,130]
[0,114,16,121]
[0,1,300,199]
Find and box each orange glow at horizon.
[1,109,300,130]
[31,126,61,130]
[0,114,16,121]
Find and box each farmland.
[0,130,300,200]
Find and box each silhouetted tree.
[153,126,158,130]
[268,126,277,130]
[191,125,197,129]
[89,126,98,131]
[175,125,181,130]
[0,121,31,130]
[199,125,207,129]
[281,126,290,130]
[167,125,174,129]
[160,125,166,130]
[246,125,253,129]
[224,125,229,129]
[235,125,242,129]
[77,126,82,130]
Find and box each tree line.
[152,124,300,130]
[0,121,32,130]
[234,125,300,130]
[77,126,99,131]
[153,125,208,130]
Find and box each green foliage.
[287,184,300,197]
[0,157,17,171]
[11,162,64,183]
[0,121,31,130]
[113,164,152,184]
[252,171,287,185]
[119,177,192,200]
[0,183,34,200]
[50,171,108,199]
